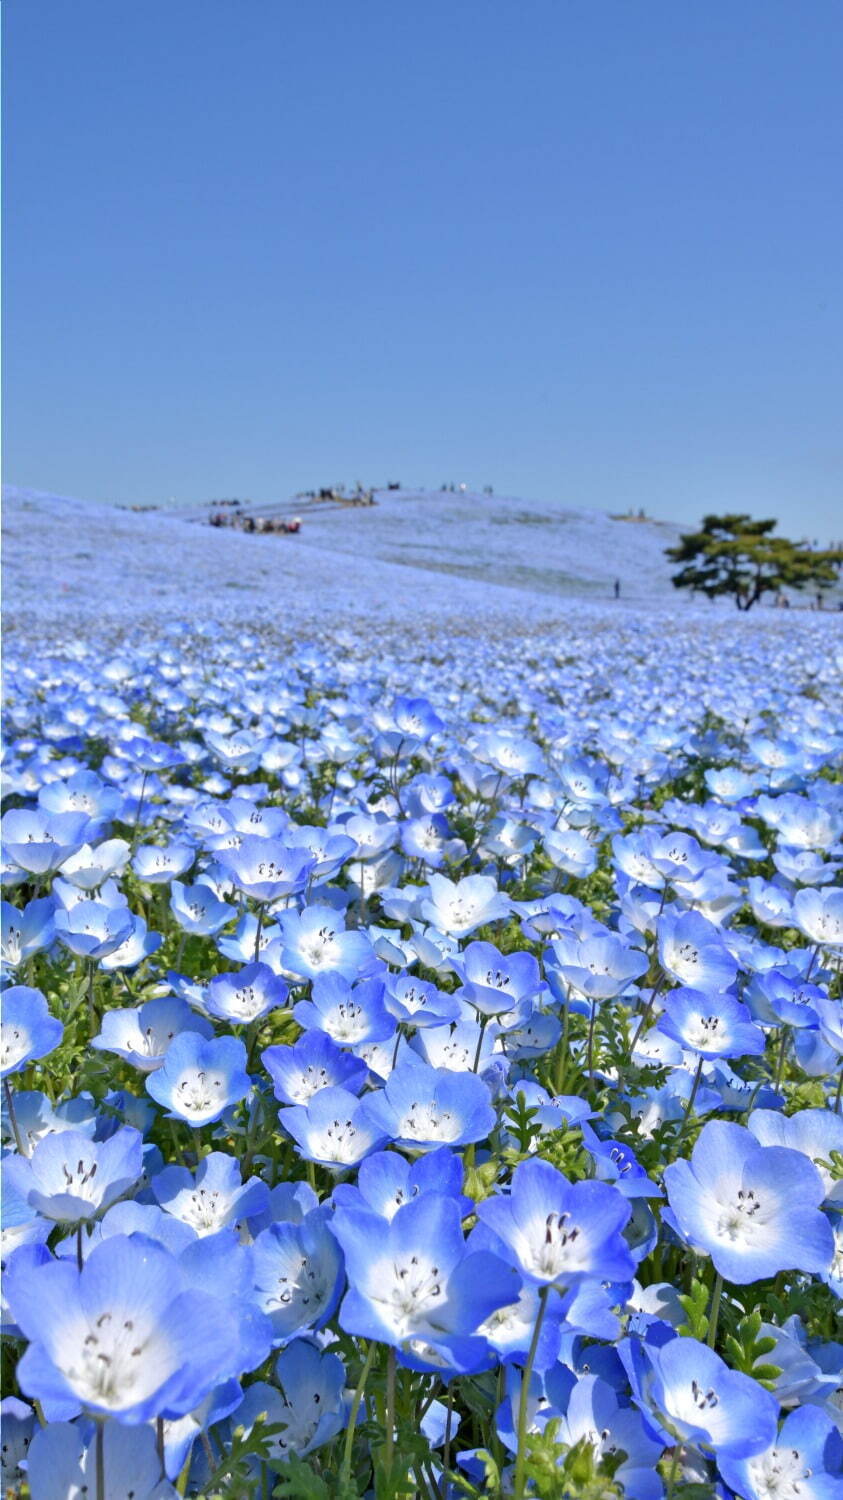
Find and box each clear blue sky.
[4,1,842,536]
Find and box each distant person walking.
[613,579,621,599]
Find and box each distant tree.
[665,514,842,611]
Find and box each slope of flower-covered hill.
[3,484,687,631]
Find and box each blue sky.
[4,1,842,536]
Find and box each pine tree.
[665,514,842,611]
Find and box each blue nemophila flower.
[146,1032,251,1126]
[747,876,795,929]
[99,912,162,972]
[338,809,399,863]
[38,767,124,823]
[704,765,759,803]
[387,694,445,746]
[362,1060,496,1150]
[814,995,843,1057]
[650,830,721,885]
[754,1313,843,1411]
[793,887,843,948]
[451,940,542,1017]
[744,968,825,1029]
[273,902,375,981]
[216,835,315,901]
[293,973,395,1046]
[91,996,213,1072]
[1,986,63,1077]
[468,1274,566,1370]
[411,1017,502,1078]
[748,1108,843,1207]
[24,1417,177,1500]
[4,1125,143,1224]
[620,1332,779,1459]
[611,828,666,890]
[383,972,463,1027]
[204,961,289,1024]
[252,1204,344,1342]
[1,1089,98,1157]
[283,823,357,883]
[542,824,597,879]
[6,1234,243,1421]
[1,808,91,876]
[546,930,647,1001]
[2,1161,53,1260]
[421,873,511,937]
[203,728,270,774]
[235,1341,348,1462]
[332,1192,520,1372]
[400,811,462,868]
[0,897,56,968]
[0,1396,35,1493]
[774,847,839,887]
[580,1124,662,1200]
[332,1144,471,1220]
[160,1228,273,1382]
[279,1084,387,1168]
[405,772,456,815]
[718,1404,843,1500]
[216,910,282,965]
[654,988,766,1060]
[475,1157,634,1287]
[53,899,135,959]
[262,1030,368,1105]
[476,728,545,779]
[118,736,186,774]
[657,908,739,991]
[91,1200,198,1255]
[552,1373,665,1500]
[58,837,130,890]
[663,1120,834,1283]
[132,840,195,883]
[152,1151,269,1236]
[159,1378,245,1485]
[169,880,234,936]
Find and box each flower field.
[2,607,842,1500]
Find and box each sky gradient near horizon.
[4,2,842,536]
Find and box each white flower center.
[398,1101,459,1142]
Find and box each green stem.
[681,1055,705,1129]
[665,1444,682,1500]
[442,1383,454,1488]
[87,960,97,1029]
[131,770,149,851]
[4,1079,26,1156]
[706,1271,724,1349]
[586,1002,598,1083]
[384,1346,397,1478]
[834,1066,843,1115]
[631,973,666,1051]
[773,1026,790,1092]
[553,993,571,1095]
[253,903,265,964]
[76,1223,85,1273]
[472,1015,489,1073]
[513,1285,549,1500]
[96,1420,106,1500]
[340,1341,377,1487]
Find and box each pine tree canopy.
[665,514,843,611]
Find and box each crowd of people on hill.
[208,502,302,534]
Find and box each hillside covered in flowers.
[2,490,842,1500]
